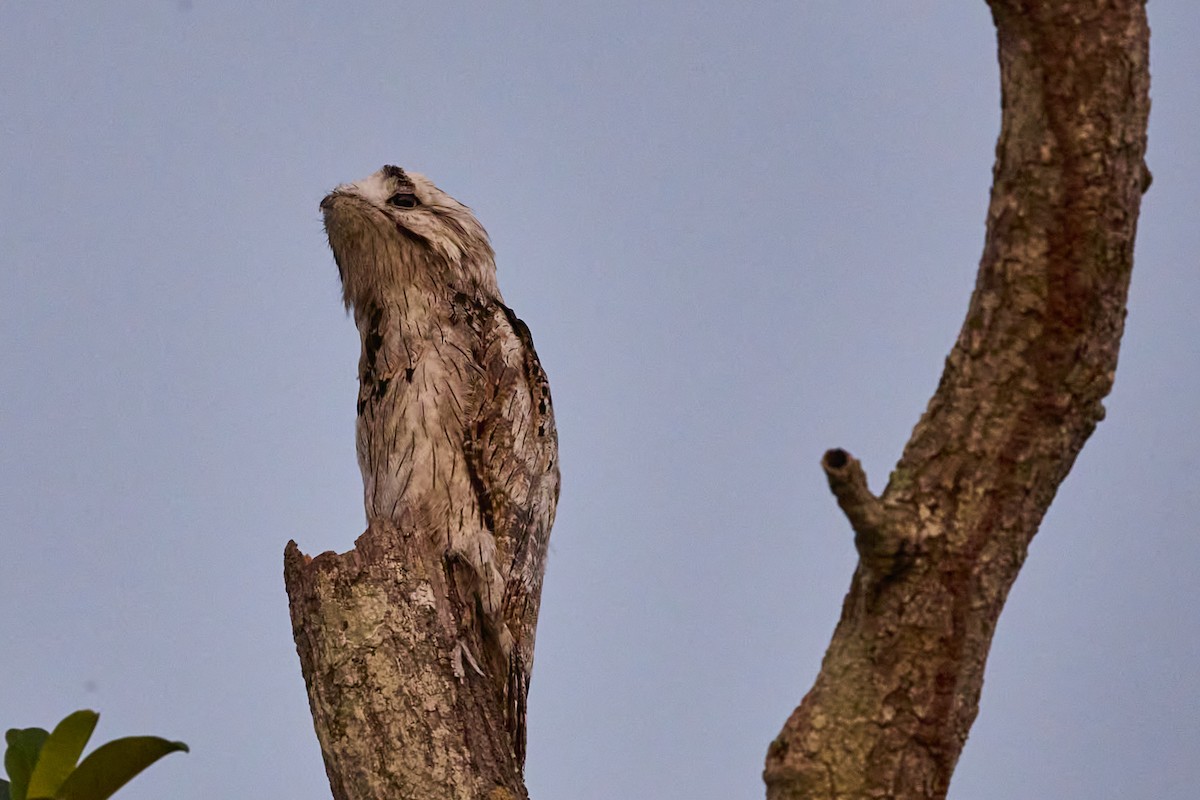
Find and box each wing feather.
[470,301,559,764]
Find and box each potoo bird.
[320,165,559,764]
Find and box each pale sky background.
[2,3,1198,798]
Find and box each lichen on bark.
[285,521,528,800]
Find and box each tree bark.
[764,2,1150,798]
[285,524,527,800]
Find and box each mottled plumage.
[320,166,559,764]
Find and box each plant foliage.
[0,711,186,800]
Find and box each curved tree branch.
[765,2,1150,798]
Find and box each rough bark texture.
[285,525,527,800]
[763,3,1150,798]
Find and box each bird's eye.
[387,192,420,209]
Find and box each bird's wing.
[471,301,560,764]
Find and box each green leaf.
[56,737,187,800]
[4,728,49,800]
[26,711,99,800]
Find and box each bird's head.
[321,165,498,311]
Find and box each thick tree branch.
[766,2,1150,798]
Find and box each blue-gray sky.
[2,3,1197,798]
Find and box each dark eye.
[387,192,420,209]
